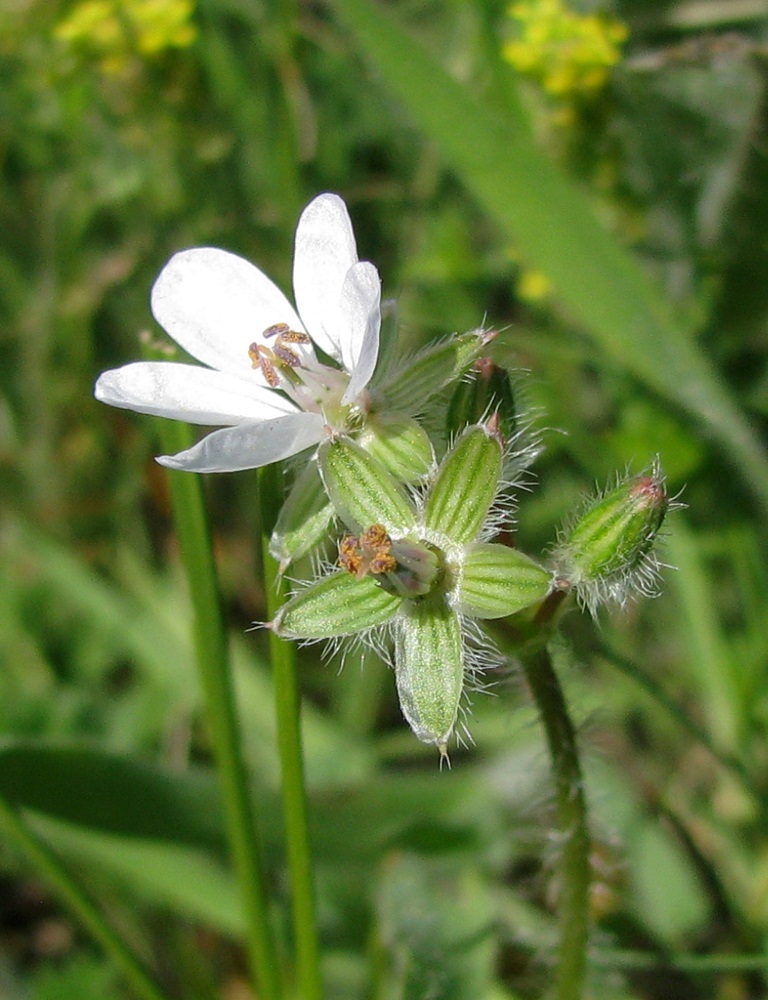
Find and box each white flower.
[94,193,381,473]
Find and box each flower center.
[339,524,441,598]
[249,322,311,387]
[248,322,352,425]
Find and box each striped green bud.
[272,571,400,639]
[269,461,334,569]
[425,421,503,545]
[447,358,518,443]
[557,462,670,609]
[394,597,464,750]
[357,414,435,483]
[371,328,497,415]
[456,543,553,619]
[318,436,417,536]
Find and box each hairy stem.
[522,645,590,1000]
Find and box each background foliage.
[2,0,768,997]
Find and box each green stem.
[521,645,590,1000]
[0,792,167,1000]
[259,464,323,1000]
[158,420,282,1000]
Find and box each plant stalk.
[259,463,323,1000]
[158,419,282,1000]
[521,645,590,1000]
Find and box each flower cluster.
[504,0,627,97]
[55,0,197,74]
[95,193,674,754]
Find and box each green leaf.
[0,742,226,852]
[376,853,496,1000]
[328,0,768,514]
[31,815,245,938]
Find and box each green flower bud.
[557,462,671,610]
[269,461,334,569]
[371,328,498,415]
[447,358,518,442]
[357,413,435,483]
[456,543,553,619]
[394,597,464,750]
[318,436,417,536]
[272,571,400,639]
[425,421,503,545]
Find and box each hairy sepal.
[273,571,400,639]
[394,598,463,749]
[319,436,416,535]
[456,543,553,619]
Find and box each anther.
[248,342,280,387]
[263,322,291,339]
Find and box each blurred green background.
[2,0,768,997]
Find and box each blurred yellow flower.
[504,0,627,97]
[55,0,196,73]
[516,266,552,303]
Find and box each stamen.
[338,525,439,597]
[339,525,397,579]
[263,322,291,339]
[273,344,302,367]
[249,342,280,387]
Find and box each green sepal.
[269,461,334,568]
[371,329,494,415]
[456,543,553,619]
[394,598,463,748]
[319,436,417,535]
[273,571,401,639]
[425,424,503,545]
[357,414,435,483]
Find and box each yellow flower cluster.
[504,0,627,97]
[55,0,196,73]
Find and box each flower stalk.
[521,644,590,1000]
[258,462,323,1000]
[157,418,282,1000]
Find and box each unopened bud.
[557,461,671,610]
[447,358,518,443]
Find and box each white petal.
[94,362,298,425]
[156,412,326,473]
[339,261,381,403]
[293,193,358,362]
[151,248,303,376]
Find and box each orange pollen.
[338,524,397,578]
